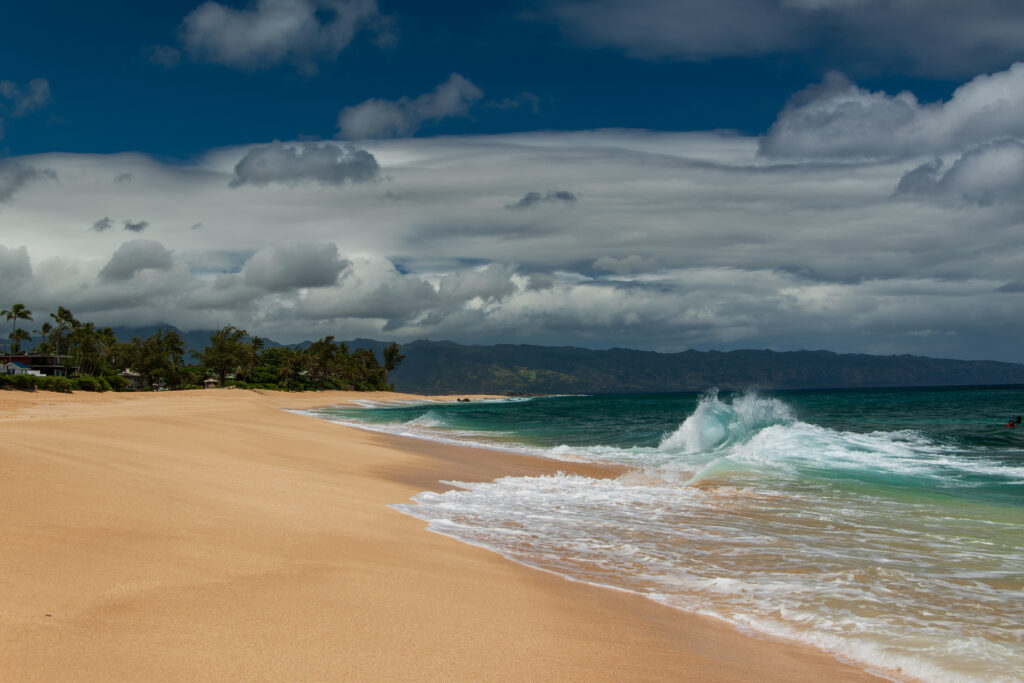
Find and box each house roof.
[7,361,30,369]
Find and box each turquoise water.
[309,387,1024,682]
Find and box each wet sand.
[0,389,879,681]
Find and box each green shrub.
[105,375,129,392]
[39,376,73,393]
[10,374,37,391]
[74,376,103,392]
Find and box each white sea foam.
[304,393,1024,681]
[395,470,1024,682]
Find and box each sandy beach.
[0,389,879,681]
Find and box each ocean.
[306,386,1024,682]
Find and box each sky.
[2,0,1024,362]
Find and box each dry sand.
[0,389,879,681]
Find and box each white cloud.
[760,64,1024,160]
[337,74,483,139]
[537,0,1024,77]
[4,102,1024,361]
[230,140,380,186]
[179,0,381,72]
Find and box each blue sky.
[3,1,1024,361]
[0,1,964,156]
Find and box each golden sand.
[0,389,877,681]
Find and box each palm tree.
[9,327,31,354]
[2,303,33,352]
[49,306,74,357]
[245,335,265,381]
[33,322,53,353]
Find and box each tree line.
[2,303,404,392]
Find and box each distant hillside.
[111,327,1024,394]
[387,340,1024,394]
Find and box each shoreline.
[1,389,880,681]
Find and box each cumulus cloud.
[98,240,174,281]
[300,256,437,320]
[179,0,381,72]
[537,0,1024,77]
[505,190,578,210]
[760,64,1024,160]
[0,162,55,202]
[241,242,349,290]
[230,140,380,187]
[337,73,483,139]
[895,140,1024,205]
[437,263,519,304]
[123,219,150,232]
[91,217,114,232]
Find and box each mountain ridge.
[110,326,1024,394]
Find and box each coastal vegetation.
[0,303,402,393]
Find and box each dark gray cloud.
[538,0,1024,77]
[895,140,1024,204]
[592,255,658,275]
[505,190,578,211]
[123,219,150,232]
[241,242,349,290]
[337,73,483,139]
[0,162,54,202]
[230,141,380,187]
[179,0,381,72]
[91,217,114,232]
[760,64,1024,160]
[0,245,32,287]
[98,239,174,281]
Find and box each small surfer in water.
[1009,419,1017,428]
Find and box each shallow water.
[311,387,1024,682]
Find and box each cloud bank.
[5,64,1024,363]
